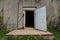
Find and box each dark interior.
[25,10,34,28]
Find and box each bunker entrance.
[25,10,34,28]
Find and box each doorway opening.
[25,10,34,28]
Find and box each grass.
[53,29,60,40]
[48,28,60,40]
[0,29,7,36]
[7,36,48,40]
[0,29,9,40]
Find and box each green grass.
[0,29,9,40]
[7,36,48,40]
[0,29,7,36]
[53,29,60,40]
[48,28,60,40]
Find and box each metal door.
[34,6,47,31]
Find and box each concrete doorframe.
[23,8,36,28]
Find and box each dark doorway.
[25,10,34,28]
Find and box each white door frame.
[23,8,36,28]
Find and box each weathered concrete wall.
[0,0,4,16]
[4,0,18,30]
[0,0,4,11]
[4,0,59,30]
[46,0,59,27]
